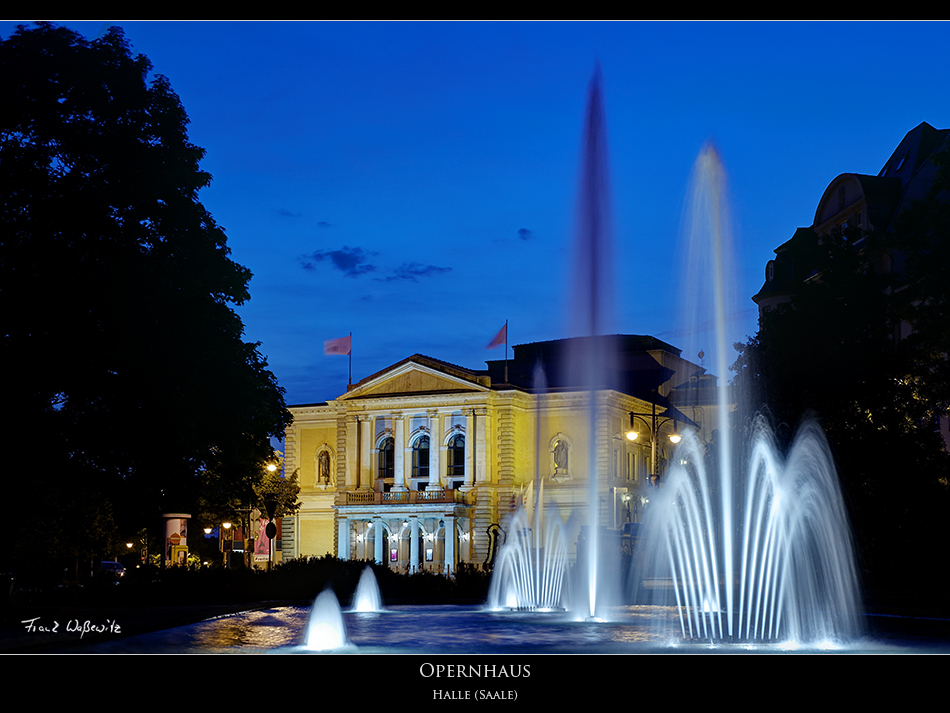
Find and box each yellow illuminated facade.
[282,336,723,573]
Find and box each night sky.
[5,21,949,405]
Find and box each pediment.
[339,356,490,400]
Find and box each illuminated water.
[61,604,946,654]
[639,420,863,644]
[636,144,863,644]
[304,588,350,650]
[489,64,618,620]
[487,504,570,611]
[351,566,383,612]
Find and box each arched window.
[378,436,394,480]
[412,435,430,479]
[446,434,465,478]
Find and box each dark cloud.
[318,221,333,228]
[299,246,378,277]
[518,227,535,241]
[299,249,450,283]
[277,208,302,218]
[377,262,452,283]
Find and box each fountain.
[351,566,383,612]
[635,144,863,645]
[40,77,950,658]
[642,419,863,644]
[488,66,618,619]
[304,588,350,650]
[487,494,571,611]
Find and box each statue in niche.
[553,439,569,475]
[319,450,331,485]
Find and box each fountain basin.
[49,603,949,654]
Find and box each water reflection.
[71,604,946,654]
[83,606,309,654]
[192,608,307,650]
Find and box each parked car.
[98,561,126,579]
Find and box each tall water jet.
[568,64,617,620]
[637,143,863,644]
[352,566,383,612]
[487,65,618,617]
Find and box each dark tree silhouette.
[0,23,291,578]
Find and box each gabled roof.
[338,354,491,400]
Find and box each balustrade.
[337,488,470,506]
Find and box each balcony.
[337,488,471,506]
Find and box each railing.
[338,488,470,506]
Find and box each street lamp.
[230,503,256,569]
[219,521,232,567]
[625,399,683,486]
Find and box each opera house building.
[280,335,724,574]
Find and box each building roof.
[879,121,950,230]
[752,227,819,306]
[347,353,490,393]
[291,335,710,409]
[485,334,694,403]
[753,122,950,309]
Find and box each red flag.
[324,335,351,355]
[487,323,507,349]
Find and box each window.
[378,437,394,480]
[412,435,430,479]
[446,434,465,478]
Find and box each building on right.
[751,121,950,450]
[752,121,950,322]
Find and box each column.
[393,412,407,491]
[409,516,420,573]
[359,415,373,490]
[460,518,470,564]
[373,517,383,565]
[475,406,488,486]
[462,409,475,490]
[427,410,441,490]
[337,518,350,560]
[443,515,455,576]
[344,413,358,490]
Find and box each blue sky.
[5,21,950,405]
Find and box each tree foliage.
[254,466,301,519]
[0,23,291,575]
[733,228,922,445]
[878,148,950,418]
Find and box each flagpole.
[487,321,509,383]
[504,319,508,384]
[348,332,352,386]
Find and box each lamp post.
[625,398,683,487]
[231,504,254,569]
[221,521,232,567]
